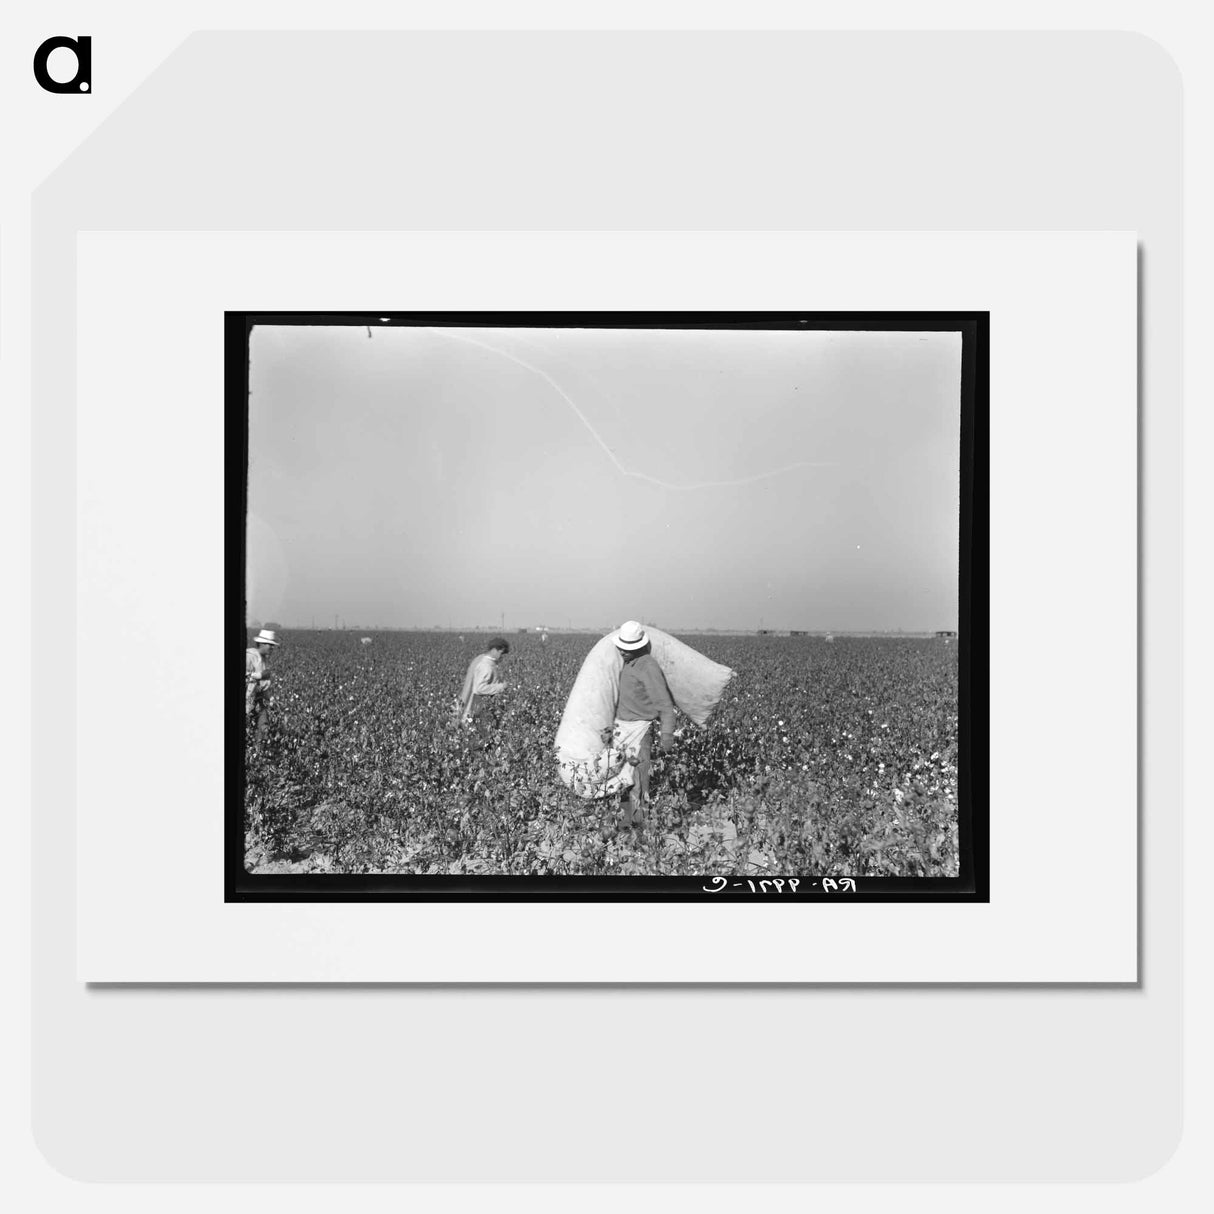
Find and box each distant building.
[935,630,958,639]
[757,629,772,636]
[790,630,807,637]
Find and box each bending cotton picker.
[555,624,734,801]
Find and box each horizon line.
[246,624,959,635]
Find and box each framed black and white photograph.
[73,229,1134,982]
[228,311,988,902]
[31,18,1179,1194]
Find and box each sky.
[245,323,962,632]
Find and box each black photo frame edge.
[225,311,989,904]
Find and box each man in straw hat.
[456,637,511,738]
[613,620,676,826]
[245,628,280,748]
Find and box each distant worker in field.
[245,628,280,748]
[613,620,675,826]
[457,637,510,737]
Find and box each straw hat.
[614,620,649,651]
[253,629,279,647]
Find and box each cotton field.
[243,631,960,878]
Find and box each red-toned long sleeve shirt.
[616,653,675,743]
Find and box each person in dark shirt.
[613,620,675,826]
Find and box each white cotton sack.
[554,627,734,793]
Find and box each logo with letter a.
[33,35,92,93]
